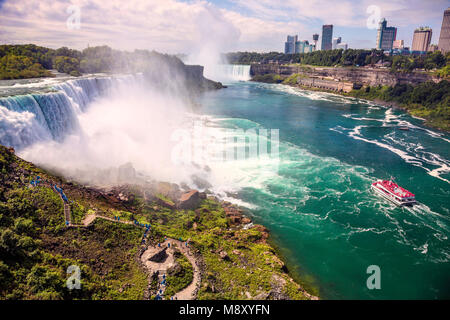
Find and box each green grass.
[164,249,194,299]
[0,145,315,300]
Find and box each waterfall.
[0,76,126,150]
[226,64,251,81]
[206,64,251,82]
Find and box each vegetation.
[164,249,193,298]
[251,74,283,84]
[226,50,450,76]
[390,52,447,73]
[347,81,450,131]
[0,44,185,80]
[130,197,315,300]
[0,145,148,299]
[0,145,314,300]
[283,73,306,85]
[0,54,53,79]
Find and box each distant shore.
[251,77,450,133]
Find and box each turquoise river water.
[198,81,450,299]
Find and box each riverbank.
[251,75,449,132]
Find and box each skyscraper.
[412,27,432,52]
[332,37,342,49]
[438,8,450,53]
[376,18,397,51]
[284,35,314,54]
[313,34,319,51]
[321,25,333,50]
[284,35,298,54]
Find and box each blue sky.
[0,0,448,53]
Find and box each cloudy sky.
[0,0,448,53]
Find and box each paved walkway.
[30,178,201,300]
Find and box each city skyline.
[0,0,448,54]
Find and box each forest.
[0,44,183,80]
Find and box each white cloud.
[0,0,240,52]
[0,0,447,52]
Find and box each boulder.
[179,190,200,209]
[241,217,252,224]
[156,197,175,209]
[148,247,168,263]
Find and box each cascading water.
[0,75,137,150]
[206,64,251,82]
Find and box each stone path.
[30,178,201,300]
[141,239,201,300]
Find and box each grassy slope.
[0,145,315,300]
[0,145,148,299]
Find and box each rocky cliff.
[250,64,439,87]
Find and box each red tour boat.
[371,179,416,206]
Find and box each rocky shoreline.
[220,201,318,300]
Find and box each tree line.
[225,50,449,76]
[0,44,183,80]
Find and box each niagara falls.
[0,0,449,311]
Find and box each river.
[197,80,450,299]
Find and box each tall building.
[412,27,432,52]
[332,37,342,49]
[295,40,314,53]
[393,40,404,49]
[313,34,319,51]
[376,18,397,51]
[321,25,333,50]
[284,35,298,54]
[438,8,450,53]
[284,36,314,54]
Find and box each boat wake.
[333,108,450,184]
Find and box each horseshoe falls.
[205,64,251,82]
[0,75,449,299]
